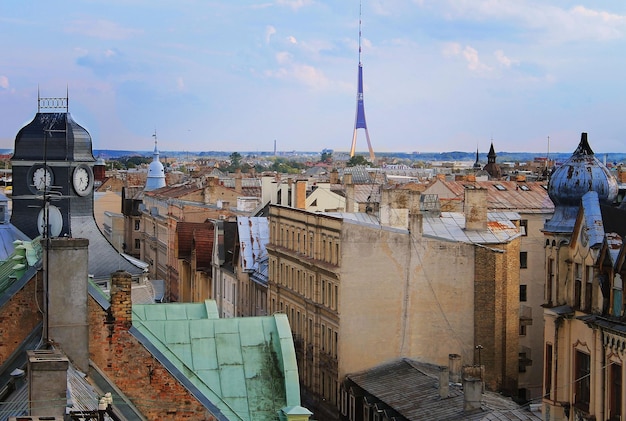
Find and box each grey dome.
[544,132,618,234]
[548,132,617,206]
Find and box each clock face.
[72,165,93,196]
[32,166,53,192]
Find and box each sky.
[1,1,626,154]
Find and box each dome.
[13,112,94,162]
[544,132,618,234]
[145,138,166,191]
[548,132,617,206]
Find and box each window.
[585,265,594,311]
[610,362,622,421]
[613,274,623,317]
[574,350,590,412]
[547,258,555,305]
[134,219,140,230]
[519,323,527,336]
[134,239,140,249]
[519,353,528,373]
[545,344,553,397]
[575,263,582,309]
[520,285,527,302]
[520,252,528,269]
[520,219,528,236]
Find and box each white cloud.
[442,42,491,73]
[65,19,142,41]
[267,51,331,90]
[428,1,626,43]
[266,25,276,44]
[0,76,8,89]
[494,50,518,68]
[287,35,297,44]
[275,0,314,11]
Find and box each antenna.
[349,0,376,162]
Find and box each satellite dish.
[38,205,63,237]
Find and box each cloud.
[287,35,297,44]
[76,48,133,77]
[0,76,8,89]
[266,25,276,44]
[266,51,331,90]
[177,77,185,91]
[65,19,142,41]
[427,1,626,43]
[494,50,518,68]
[275,0,314,11]
[442,42,491,73]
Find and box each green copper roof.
[132,300,302,421]
[0,238,41,297]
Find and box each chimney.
[43,237,90,372]
[463,376,483,412]
[464,186,488,230]
[295,180,307,210]
[235,168,242,193]
[330,169,339,184]
[110,270,133,330]
[438,366,449,399]
[344,173,355,212]
[27,349,69,416]
[449,354,461,383]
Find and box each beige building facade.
[267,187,522,419]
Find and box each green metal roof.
[0,238,41,297]
[132,300,302,421]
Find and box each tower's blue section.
[355,64,367,129]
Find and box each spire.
[473,147,481,169]
[487,142,496,164]
[145,130,166,191]
[349,1,375,162]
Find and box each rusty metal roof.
[426,180,553,214]
[422,211,520,244]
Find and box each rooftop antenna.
[349,0,375,162]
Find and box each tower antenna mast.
[349,0,375,162]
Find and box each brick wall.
[0,274,43,365]
[89,270,218,420]
[473,238,520,396]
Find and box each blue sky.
[1,0,625,154]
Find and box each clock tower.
[11,94,144,281]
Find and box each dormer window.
[494,184,507,191]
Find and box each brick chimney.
[110,270,133,330]
[464,186,488,230]
[438,366,449,399]
[462,376,483,412]
[330,169,339,184]
[448,354,461,383]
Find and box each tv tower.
[349,1,375,161]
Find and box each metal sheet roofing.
[132,301,302,421]
[237,217,269,272]
[426,180,554,214]
[422,212,520,244]
[347,359,541,421]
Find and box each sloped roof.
[346,359,541,421]
[131,301,302,421]
[177,222,214,263]
[70,215,145,280]
[0,238,41,298]
[422,211,521,244]
[143,183,202,200]
[427,180,553,214]
[237,217,269,272]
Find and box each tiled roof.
[132,301,302,421]
[431,180,553,214]
[347,359,541,421]
[143,183,202,199]
[176,222,214,268]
